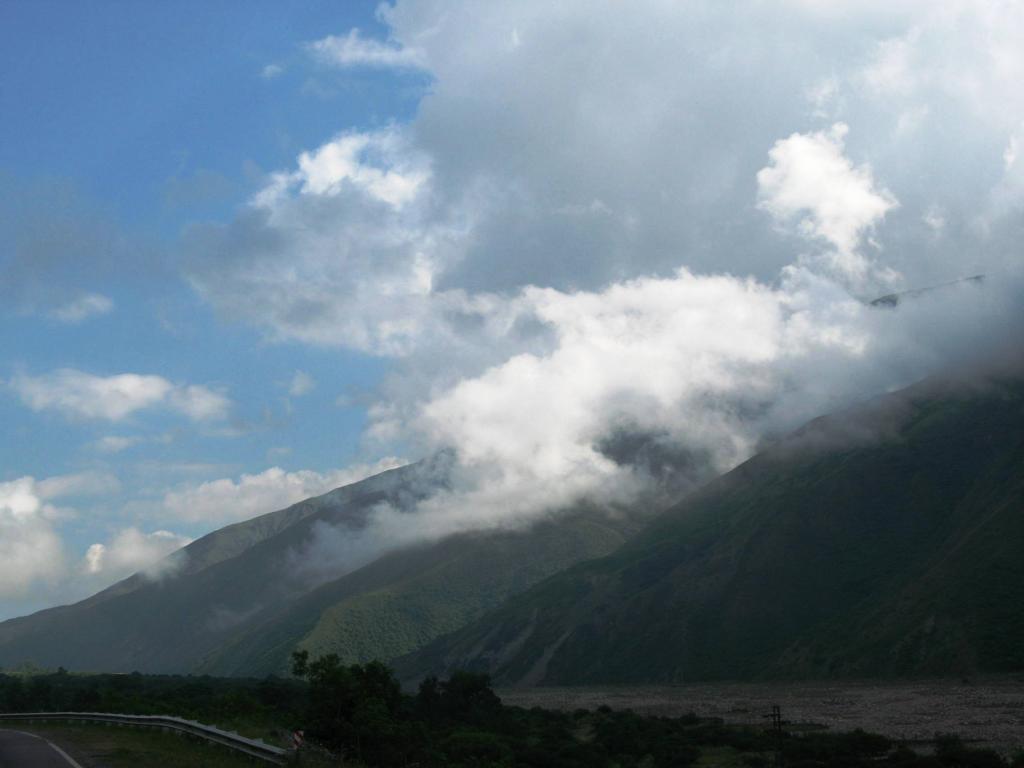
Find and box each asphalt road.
[0,729,82,768]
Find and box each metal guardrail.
[0,711,290,764]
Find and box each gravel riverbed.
[499,677,1024,755]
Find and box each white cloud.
[806,75,841,118]
[0,513,64,598]
[260,129,429,208]
[10,370,169,420]
[989,123,1024,217]
[0,477,49,521]
[261,63,284,79]
[377,268,860,530]
[306,29,426,70]
[348,263,1013,559]
[184,1,1024,561]
[0,475,90,599]
[93,435,143,454]
[166,384,232,421]
[36,471,120,501]
[50,293,114,324]
[860,32,919,97]
[288,370,316,397]
[0,470,196,611]
[923,205,946,233]
[0,471,123,599]
[193,1,1024,345]
[409,275,786,524]
[9,369,231,422]
[160,458,406,524]
[83,528,192,581]
[757,123,898,285]
[856,6,1024,128]
[187,128,448,354]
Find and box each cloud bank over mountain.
[5,1,1024,615]
[158,459,405,524]
[185,1,1024,551]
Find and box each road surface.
[0,729,83,768]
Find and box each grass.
[17,722,284,768]
[695,745,763,767]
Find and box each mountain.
[0,457,643,675]
[398,370,1024,685]
[0,460,437,672]
[196,511,639,676]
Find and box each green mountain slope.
[0,456,644,676]
[197,512,642,676]
[0,460,440,672]
[397,372,1024,685]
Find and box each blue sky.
[0,0,420,615]
[0,0,418,467]
[2,1,1022,618]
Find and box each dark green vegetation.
[3,665,1021,767]
[0,667,304,740]
[0,456,643,676]
[400,373,1024,685]
[200,511,640,676]
[288,654,1021,767]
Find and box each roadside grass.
[696,745,767,767]
[198,713,288,744]
[19,722,285,768]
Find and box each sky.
[1,0,1022,619]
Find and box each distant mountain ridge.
[195,510,641,676]
[0,455,645,675]
[7,361,1021,685]
[0,460,436,671]
[397,369,1024,685]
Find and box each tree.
[290,651,404,764]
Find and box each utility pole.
[762,704,783,767]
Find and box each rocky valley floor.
[499,676,1024,756]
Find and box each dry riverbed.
[499,677,1024,756]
